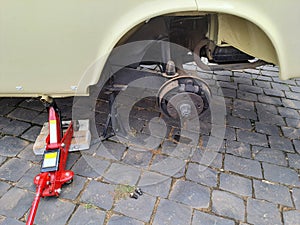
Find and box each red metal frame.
[26,105,74,225]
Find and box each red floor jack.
[26,101,74,225]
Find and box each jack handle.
[26,173,48,225]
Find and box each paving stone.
[256,102,278,115]
[282,126,300,139]
[200,135,226,153]
[19,98,45,111]
[232,108,257,120]
[114,194,156,222]
[286,117,300,128]
[17,143,42,162]
[253,147,287,166]
[219,88,236,98]
[293,139,300,154]
[16,164,40,192]
[283,210,300,225]
[278,107,300,119]
[192,210,235,225]
[186,163,218,187]
[293,188,300,209]
[254,180,293,207]
[94,141,127,161]
[0,181,11,198]
[287,153,300,169]
[0,136,29,157]
[104,163,141,185]
[282,98,300,110]
[247,198,282,225]
[81,180,114,210]
[72,155,110,178]
[285,91,300,101]
[31,112,48,126]
[212,190,245,221]
[263,88,285,97]
[1,217,25,225]
[233,99,254,111]
[7,108,40,122]
[237,90,257,101]
[258,111,286,126]
[107,215,145,225]
[122,148,152,168]
[237,130,268,147]
[226,116,252,130]
[60,175,87,200]
[273,77,296,86]
[272,82,290,91]
[0,187,33,218]
[219,81,237,89]
[138,171,171,198]
[224,127,237,140]
[263,163,300,186]
[234,77,253,85]
[224,154,262,178]
[21,126,42,142]
[161,141,193,159]
[258,95,282,106]
[255,122,280,136]
[68,205,106,225]
[226,140,251,158]
[191,148,223,169]
[239,84,263,94]
[0,158,31,182]
[0,117,31,136]
[220,173,252,197]
[269,136,294,153]
[290,85,300,93]
[0,156,6,166]
[170,180,210,208]
[33,198,75,225]
[254,80,271,89]
[152,199,192,225]
[150,155,186,177]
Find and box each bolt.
[179,103,191,118]
[61,143,65,147]
[129,192,138,199]
[135,188,143,196]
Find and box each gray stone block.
[254,180,293,207]
[104,163,141,186]
[224,155,262,178]
[80,180,114,210]
[283,210,300,225]
[0,187,33,218]
[192,210,235,225]
[152,199,192,225]
[293,188,300,209]
[68,205,106,225]
[212,190,245,221]
[247,198,282,225]
[0,158,31,182]
[186,163,218,187]
[220,173,252,197]
[237,130,268,147]
[226,140,251,158]
[107,215,145,225]
[114,194,156,222]
[269,136,294,153]
[263,163,300,186]
[169,180,210,208]
[0,136,29,157]
[253,147,287,166]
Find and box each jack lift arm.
[26,101,74,225]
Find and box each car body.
[1,0,299,98]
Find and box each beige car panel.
[0,1,299,97]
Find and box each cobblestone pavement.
[0,65,300,225]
